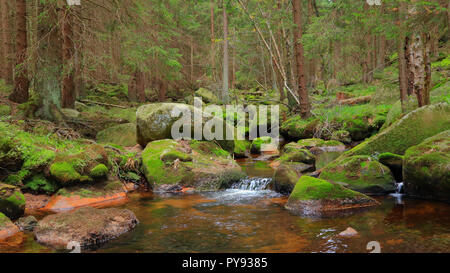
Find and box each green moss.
[0,212,12,228]
[160,150,193,163]
[24,175,58,194]
[0,183,25,219]
[378,152,403,166]
[403,130,450,202]
[331,130,351,143]
[89,164,109,179]
[50,162,82,184]
[233,140,249,157]
[96,123,137,147]
[0,105,11,116]
[277,148,315,164]
[141,139,189,185]
[104,181,124,191]
[345,103,450,157]
[250,136,273,154]
[288,176,364,201]
[297,138,325,148]
[280,116,318,140]
[319,155,395,194]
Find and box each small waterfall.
[396,182,404,194]
[390,182,404,204]
[230,177,272,191]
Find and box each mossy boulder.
[297,138,345,153]
[0,183,25,219]
[273,163,314,195]
[89,164,109,179]
[344,103,450,157]
[23,175,58,194]
[331,130,351,144]
[280,116,319,140]
[49,145,109,186]
[378,153,404,181]
[250,137,277,154]
[195,88,220,104]
[136,103,234,152]
[96,123,137,147]
[141,139,242,191]
[0,212,20,240]
[285,176,379,217]
[319,155,396,195]
[403,130,450,203]
[276,144,315,165]
[233,140,249,158]
[34,207,138,249]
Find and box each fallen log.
[338,95,372,105]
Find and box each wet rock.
[15,216,38,232]
[404,130,450,203]
[41,181,128,212]
[378,152,404,181]
[24,193,51,211]
[344,103,450,157]
[339,227,359,237]
[142,139,243,191]
[34,207,138,249]
[136,103,234,152]
[0,212,20,241]
[0,183,26,219]
[285,176,379,217]
[277,142,315,165]
[273,163,313,195]
[96,123,137,147]
[154,184,183,193]
[319,155,396,195]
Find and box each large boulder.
[319,155,396,195]
[48,145,109,186]
[34,207,138,249]
[195,88,220,104]
[96,123,137,147]
[136,103,234,152]
[285,176,379,217]
[280,116,319,140]
[404,130,450,203]
[141,139,243,191]
[0,183,25,219]
[344,103,450,157]
[0,212,20,241]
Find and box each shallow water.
[1,154,450,253]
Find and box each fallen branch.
[338,95,372,105]
[77,99,127,109]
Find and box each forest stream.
[2,151,450,253]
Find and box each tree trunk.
[73,4,85,98]
[1,0,13,84]
[398,3,408,113]
[210,0,216,81]
[405,33,426,107]
[292,0,310,118]
[10,0,29,103]
[61,4,75,109]
[136,71,146,103]
[222,3,229,104]
[35,3,63,121]
[158,79,167,102]
[128,72,137,102]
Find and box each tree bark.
[35,3,63,121]
[222,2,229,104]
[10,0,30,103]
[73,4,85,98]
[61,4,76,109]
[210,0,216,81]
[292,0,310,118]
[398,3,408,113]
[1,0,13,84]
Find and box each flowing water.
[2,153,450,253]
